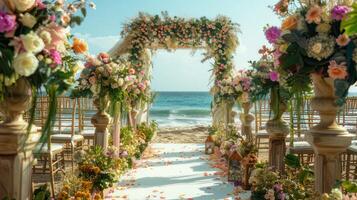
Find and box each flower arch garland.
[113,12,240,105]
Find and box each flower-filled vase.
[306,74,353,193]
[0,78,40,199]
[91,97,111,150]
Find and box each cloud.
[73,33,120,54]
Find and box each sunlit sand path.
[106,143,250,200]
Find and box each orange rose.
[305,5,322,24]
[72,38,88,54]
[281,15,298,31]
[328,61,348,79]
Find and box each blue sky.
[73,0,280,91]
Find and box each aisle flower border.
[120,12,239,104]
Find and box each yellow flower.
[316,23,331,33]
[281,15,298,31]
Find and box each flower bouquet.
[270,0,356,106]
[249,154,316,200]
[249,45,291,120]
[0,0,93,148]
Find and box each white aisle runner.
[106,143,250,200]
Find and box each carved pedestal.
[212,100,235,128]
[0,78,40,200]
[91,98,111,150]
[306,74,353,193]
[239,102,254,141]
[267,119,289,173]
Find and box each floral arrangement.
[249,154,316,200]
[75,146,126,193]
[72,53,133,109]
[212,70,253,104]
[121,12,239,104]
[322,181,357,200]
[58,174,102,200]
[248,46,291,120]
[268,0,357,106]
[0,0,92,142]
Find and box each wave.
[149,108,211,117]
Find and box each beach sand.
[152,126,209,143]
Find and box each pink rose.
[49,49,62,65]
[269,71,279,82]
[97,52,110,63]
[0,12,17,33]
[129,68,136,75]
[39,23,67,51]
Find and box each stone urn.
[306,74,353,193]
[91,97,111,150]
[239,102,255,142]
[0,78,40,200]
[266,89,289,173]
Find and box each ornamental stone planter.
[267,99,289,173]
[306,74,354,194]
[91,98,111,150]
[0,78,40,200]
[239,102,254,142]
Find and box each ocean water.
[149,92,213,127]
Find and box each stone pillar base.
[306,127,353,193]
[267,119,289,173]
[0,124,40,200]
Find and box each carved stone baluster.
[0,78,40,200]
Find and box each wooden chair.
[78,97,96,147]
[51,97,84,170]
[33,134,66,197]
[254,99,270,156]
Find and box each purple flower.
[49,49,62,65]
[278,192,286,200]
[265,26,281,44]
[331,5,351,20]
[0,12,16,33]
[269,71,279,82]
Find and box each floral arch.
[109,12,240,126]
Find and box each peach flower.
[38,22,67,51]
[72,38,88,54]
[328,60,348,79]
[281,15,298,31]
[306,5,323,24]
[336,34,350,46]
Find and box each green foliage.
[341,181,357,193]
[341,3,357,36]
[33,184,51,200]
[285,153,300,168]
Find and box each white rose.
[38,30,52,45]
[13,0,36,12]
[311,43,322,54]
[21,32,45,53]
[118,78,124,86]
[20,13,37,28]
[13,52,39,77]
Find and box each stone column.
[267,118,289,173]
[239,102,254,141]
[0,78,40,200]
[306,74,353,194]
[91,98,111,150]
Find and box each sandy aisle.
[106,143,251,200]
